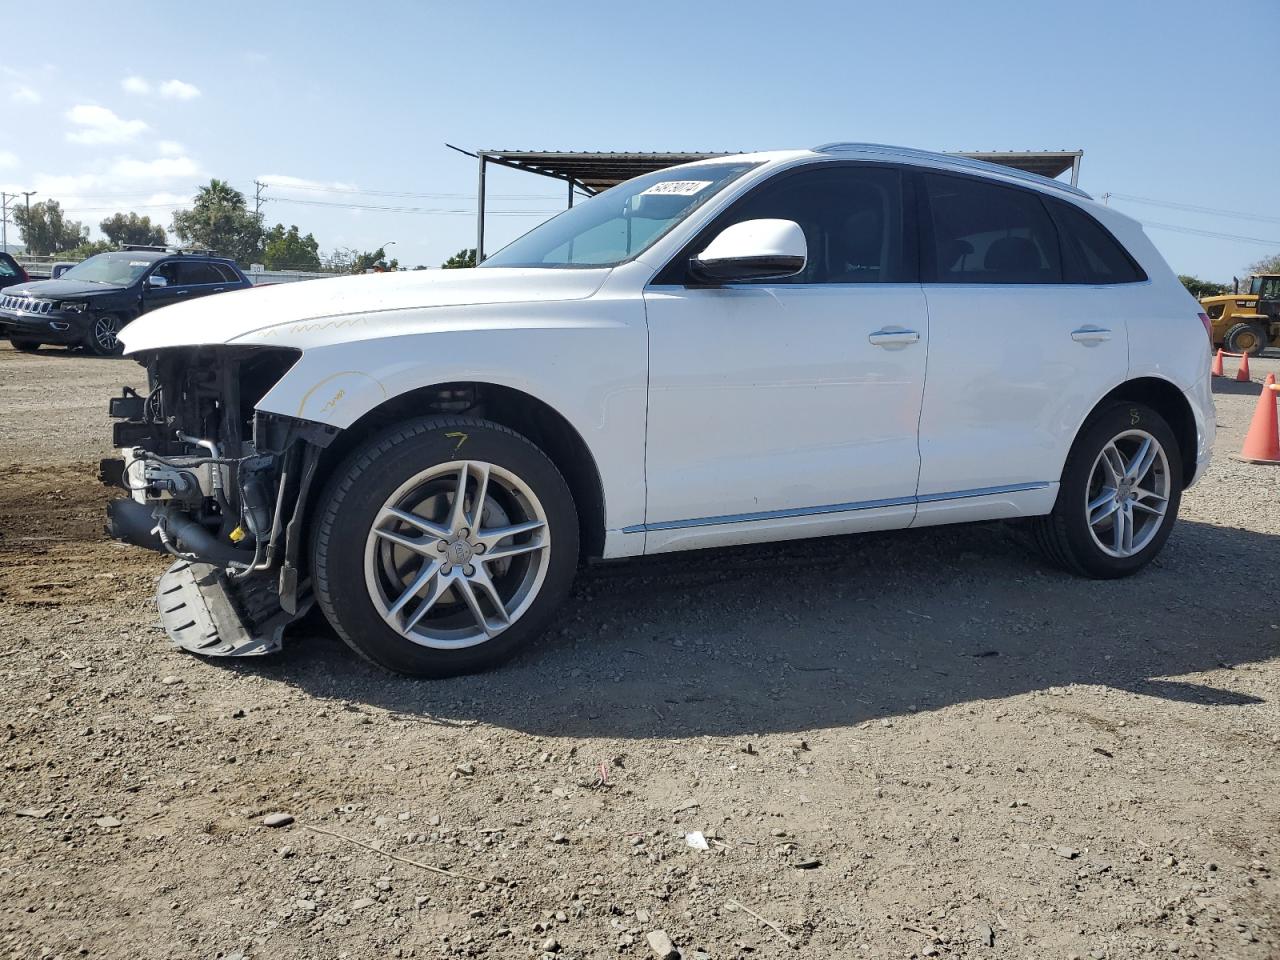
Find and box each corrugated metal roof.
[474,147,1082,192]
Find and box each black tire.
[1223,321,1268,357]
[311,415,579,677]
[9,339,40,352]
[84,313,125,357]
[1032,402,1182,579]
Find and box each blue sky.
[1,0,1276,278]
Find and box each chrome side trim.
[625,481,1051,534]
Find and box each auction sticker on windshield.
[641,180,712,197]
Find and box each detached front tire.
[311,416,579,677]
[1033,402,1182,578]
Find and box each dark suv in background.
[0,246,251,355]
[0,252,29,292]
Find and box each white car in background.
[104,143,1214,676]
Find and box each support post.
[568,179,574,209]
[476,155,487,262]
[1070,152,1081,188]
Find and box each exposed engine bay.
[101,346,336,655]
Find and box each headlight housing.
[58,301,89,314]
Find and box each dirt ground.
[0,341,1276,960]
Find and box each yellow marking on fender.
[445,431,468,452]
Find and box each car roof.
[712,143,1093,203]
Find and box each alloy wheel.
[1085,429,1171,558]
[363,460,551,649]
[93,315,123,353]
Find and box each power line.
[261,181,565,202]
[1109,193,1280,226]
[270,196,561,217]
[1138,219,1280,247]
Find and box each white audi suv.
[104,143,1214,676]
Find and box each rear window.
[923,173,1062,284]
[1047,199,1146,284]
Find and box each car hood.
[121,267,611,353]
[2,277,122,299]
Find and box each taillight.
[1198,312,1212,340]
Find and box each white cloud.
[111,155,200,180]
[157,140,185,156]
[257,173,359,193]
[0,151,17,170]
[65,105,149,145]
[159,79,200,100]
[10,85,41,105]
[122,75,151,95]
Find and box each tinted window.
[0,258,16,278]
[1047,199,1145,284]
[212,263,240,283]
[178,262,222,285]
[707,165,910,283]
[151,261,181,284]
[924,174,1061,284]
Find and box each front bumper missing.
[157,559,313,657]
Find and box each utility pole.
[22,191,35,223]
[253,180,267,220]
[0,192,9,254]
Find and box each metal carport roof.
[449,144,1084,259]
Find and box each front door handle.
[868,328,921,348]
[1070,326,1112,344]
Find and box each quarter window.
[709,166,910,283]
[924,174,1062,284]
[1047,199,1146,284]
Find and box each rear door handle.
[868,328,921,348]
[1071,326,1112,344]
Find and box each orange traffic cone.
[1235,374,1280,464]
[1236,350,1252,382]
[1211,348,1224,377]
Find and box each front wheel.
[1032,402,1182,578]
[311,416,579,677]
[85,313,126,356]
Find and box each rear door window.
[177,262,222,285]
[1046,199,1146,284]
[923,173,1062,284]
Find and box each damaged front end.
[102,346,337,656]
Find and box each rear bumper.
[0,309,87,344]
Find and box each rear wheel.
[1033,402,1182,578]
[311,416,579,677]
[85,314,125,356]
[9,339,40,352]
[1224,321,1268,357]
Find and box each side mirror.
[690,218,807,283]
[147,274,169,289]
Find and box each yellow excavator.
[1201,274,1280,355]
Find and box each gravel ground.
[0,341,1276,960]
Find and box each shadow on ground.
[220,515,1279,739]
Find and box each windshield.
[61,254,153,286]
[1251,276,1279,299]
[482,161,759,269]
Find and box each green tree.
[67,239,115,260]
[262,223,321,271]
[350,247,398,274]
[99,212,167,248]
[441,247,476,269]
[12,200,87,255]
[1248,253,1280,276]
[170,179,263,265]
[1178,275,1228,299]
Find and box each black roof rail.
[119,244,217,256]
